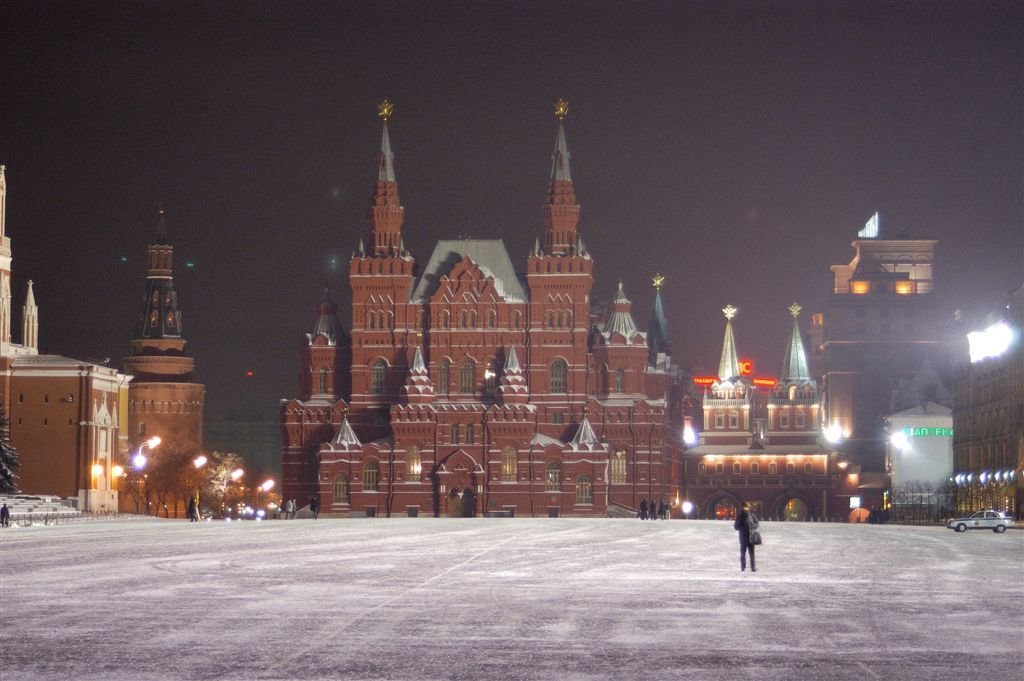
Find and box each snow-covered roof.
[410,239,526,304]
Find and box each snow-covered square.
[1,518,1021,680]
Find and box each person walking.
[639,498,648,520]
[284,498,294,519]
[187,497,199,523]
[0,503,10,527]
[310,495,320,520]
[734,502,757,572]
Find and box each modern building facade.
[281,102,674,517]
[684,304,856,521]
[809,214,949,473]
[951,284,1023,518]
[0,165,131,510]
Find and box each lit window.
[406,446,421,478]
[546,462,562,490]
[611,452,626,484]
[501,446,517,481]
[483,359,498,395]
[850,281,870,295]
[363,462,379,491]
[333,475,350,504]
[894,281,915,295]
[575,476,593,504]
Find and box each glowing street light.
[132,435,162,470]
[230,468,244,481]
[193,455,208,469]
[823,424,843,444]
[889,430,910,451]
[256,479,275,513]
[682,426,697,446]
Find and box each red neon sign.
[692,376,717,387]
[738,360,754,376]
[752,377,778,388]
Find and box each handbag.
[749,529,762,545]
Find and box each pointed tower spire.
[402,345,435,404]
[647,273,671,367]
[603,282,641,341]
[498,345,528,404]
[21,279,37,353]
[155,204,169,244]
[718,305,740,380]
[0,165,11,352]
[132,207,184,341]
[542,99,580,255]
[369,100,405,257]
[569,416,601,451]
[780,303,811,382]
[309,285,343,346]
[331,416,363,449]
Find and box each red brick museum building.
[281,102,676,517]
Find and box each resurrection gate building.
[281,102,675,517]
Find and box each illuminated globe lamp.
[683,426,697,446]
[132,435,162,470]
[823,424,843,445]
[889,430,910,451]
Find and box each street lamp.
[132,436,162,470]
[256,479,275,514]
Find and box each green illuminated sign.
[901,427,953,438]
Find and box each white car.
[947,510,1014,533]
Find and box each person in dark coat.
[657,499,666,520]
[734,502,757,572]
[310,495,320,520]
[639,498,648,520]
[187,497,199,523]
[0,503,10,527]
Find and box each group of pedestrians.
[637,497,668,520]
[280,496,320,519]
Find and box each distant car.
[947,510,1014,533]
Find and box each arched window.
[486,310,496,328]
[460,359,475,393]
[546,311,555,328]
[406,446,421,478]
[371,360,387,394]
[459,311,468,328]
[439,359,451,396]
[599,365,609,394]
[611,451,626,484]
[615,368,625,393]
[483,358,498,395]
[367,313,376,330]
[417,310,427,329]
[438,358,450,395]
[545,461,562,491]
[333,474,350,504]
[385,312,394,330]
[465,423,475,444]
[440,310,450,329]
[451,423,460,444]
[789,385,797,400]
[511,310,521,329]
[501,446,517,481]
[363,461,379,491]
[575,475,593,504]
[468,310,477,328]
[551,359,567,393]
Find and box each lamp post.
[256,479,274,515]
[190,455,208,520]
[130,436,161,515]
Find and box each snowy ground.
[1,518,1021,681]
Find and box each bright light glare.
[824,424,843,444]
[146,436,162,448]
[91,464,104,477]
[890,431,910,451]
[683,426,697,445]
[260,479,275,492]
[112,465,124,477]
[967,322,1014,363]
[193,455,208,469]
[230,468,244,481]
[132,453,147,470]
[681,501,694,514]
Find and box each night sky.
[1,1,1021,422]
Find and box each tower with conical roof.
[768,303,820,444]
[592,282,649,396]
[298,285,350,401]
[702,305,752,446]
[348,101,416,431]
[647,273,672,369]
[123,208,204,454]
[527,100,594,413]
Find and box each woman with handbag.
[734,502,758,572]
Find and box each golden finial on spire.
[788,302,802,318]
[723,304,737,320]
[158,203,164,215]
[554,98,569,120]
[378,99,394,121]
[652,273,665,291]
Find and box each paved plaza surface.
[1,517,1021,681]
